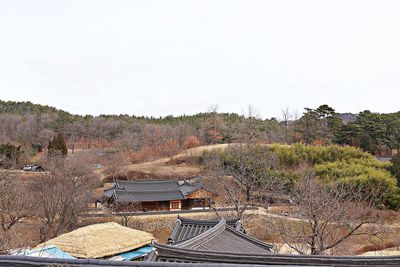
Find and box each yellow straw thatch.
[36,222,154,259]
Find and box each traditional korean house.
[4,220,400,267]
[147,217,274,263]
[167,216,245,244]
[145,217,400,266]
[103,179,217,212]
[4,219,400,267]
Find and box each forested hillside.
[1,100,400,163]
[2,100,400,255]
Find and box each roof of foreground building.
[5,218,400,266]
[0,255,315,266]
[144,217,400,266]
[168,216,245,244]
[149,217,274,263]
[3,255,400,267]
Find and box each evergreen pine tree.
[48,133,67,157]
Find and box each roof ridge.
[174,219,227,249]
[168,218,182,244]
[112,190,118,201]
[178,216,240,225]
[116,179,181,183]
[114,188,183,193]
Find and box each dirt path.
[258,207,304,222]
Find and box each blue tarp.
[115,245,153,261]
[14,245,75,259]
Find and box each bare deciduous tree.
[0,171,35,254]
[118,202,142,227]
[274,171,385,255]
[207,104,220,132]
[104,152,130,183]
[204,144,282,218]
[236,105,262,144]
[34,154,96,242]
[281,107,294,143]
[203,154,249,219]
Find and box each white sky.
[0,0,400,119]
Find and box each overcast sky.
[0,0,399,118]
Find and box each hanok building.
[4,221,400,267]
[147,217,400,266]
[167,216,246,244]
[4,218,400,266]
[103,180,217,212]
[147,216,274,263]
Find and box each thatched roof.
[37,222,154,259]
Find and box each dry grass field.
[123,144,232,178]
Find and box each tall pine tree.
[48,133,67,157]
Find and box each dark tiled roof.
[104,179,215,203]
[147,249,400,266]
[0,255,342,267]
[4,255,400,267]
[115,180,182,191]
[169,216,244,244]
[179,183,200,195]
[103,188,114,198]
[157,219,272,256]
[113,189,185,202]
[151,219,400,265]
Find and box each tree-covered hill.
[0,100,73,117]
[1,100,400,158]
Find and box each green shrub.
[268,143,374,166]
[204,143,400,209]
[389,154,400,183]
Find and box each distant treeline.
[0,100,399,159]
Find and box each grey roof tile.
[113,190,186,202]
[169,217,243,244]
[5,254,400,266]
[173,219,272,254]
[116,180,182,191]
[105,180,214,203]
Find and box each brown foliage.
[127,139,181,163]
[0,172,36,254]
[184,136,201,149]
[102,152,130,183]
[166,156,200,166]
[274,170,386,255]
[71,138,115,150]
[203,144,279,219]
[127,148,154,163]
[33,154,97,242]
[357,241,400,254]
[205,130,223,144]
